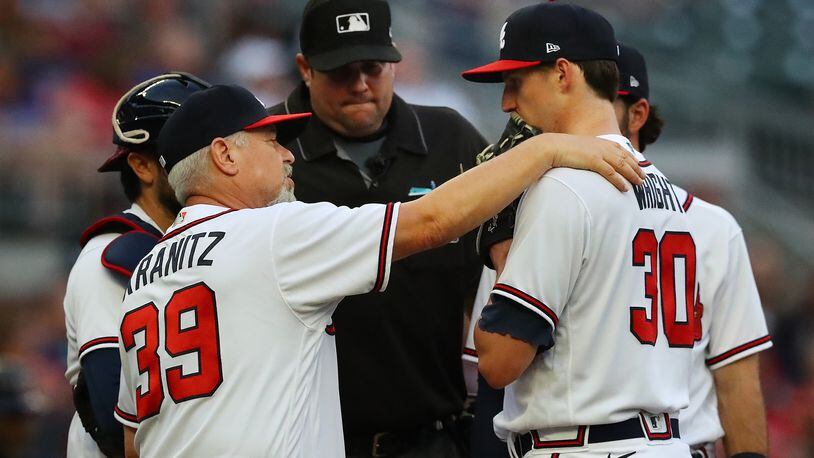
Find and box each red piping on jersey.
[532,426,586,448]
[114,405,138,423]
[80,216,148,247]
[682,193,695,212]
[372,203,395,292]
[705,335,772,366]
[638,160,652,167]
[493,283,559,327]
[463,347,477,357]
[159,209,238,242]
[79,336,119,356]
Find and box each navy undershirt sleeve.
[81,348,124,456]
[478,294,555,351]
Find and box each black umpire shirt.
[269,84,486,434]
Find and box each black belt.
[513,416,680,455]
[345,416,456,457]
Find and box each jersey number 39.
[120,282,223,421]
[630,230,697,348]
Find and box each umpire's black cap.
[157,85,311,173]
[100,72,211,172]
[462,3,618,83]
[300,0,402,71]
[617,44,649,100]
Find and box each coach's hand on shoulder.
[393,133,645,261]
[514,133,646,191]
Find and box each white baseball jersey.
[672,187,772,446]
[64,204,160,458]
[114,201,399,458]
[490,135,695,440]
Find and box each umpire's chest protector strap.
[80,213,162,279]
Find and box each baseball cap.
[299,0,402,71]
[100,72,211,172]
[617,44,649,100]
[462,3,618,83]
[157,85,311,173]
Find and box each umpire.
[268,0,485,456]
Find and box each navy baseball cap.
[617,44,649,100]
[300,0,402,71]
[462,3,618,83]
[157,85,311,173]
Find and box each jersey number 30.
[120,282,223,420]
[630,230,697,348]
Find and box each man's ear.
[126,152,156,186]
[209,138,239,176]
[628,98,650,133]
[295,54,313,88]
[554,58,574,92]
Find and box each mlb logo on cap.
[336,13,370,33]
[299,0,402,71]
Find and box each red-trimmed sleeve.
[706,230,772,370]
[78,336,119,361]
[489,177,589,334]
[491,283,558,330]
[706,335,772,368]
[113,405,139,429]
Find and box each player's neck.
[557,98,621,138]
[135,193,176,232]
[628,134,641,152]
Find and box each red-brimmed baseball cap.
[462,3,618,83]
[157,85,311,173]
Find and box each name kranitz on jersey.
[672,187,772,446]
[114,201,399,458]
[489,135,696,440]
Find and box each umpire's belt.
[513,413,680,454]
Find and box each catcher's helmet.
[99,72,211,172]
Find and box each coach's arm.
[713,353,769,456]
[392,133,643,260]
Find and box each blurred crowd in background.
[0,0,812,456]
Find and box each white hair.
[168,131,248,204]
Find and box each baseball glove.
[475,112,541,269]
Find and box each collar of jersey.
[168,204,231,233]
[125,203,162,233]
[596,134,647,163]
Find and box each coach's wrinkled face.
[237,127,296,207]
[297,55,395,138]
